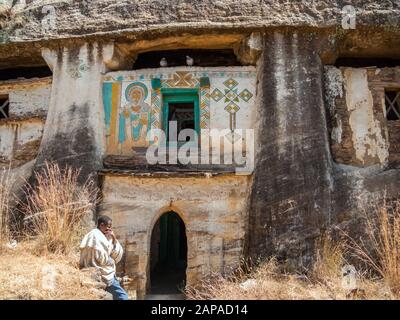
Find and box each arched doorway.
[149,211,187,294]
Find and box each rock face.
[80,267,113,300]
[326,66,392,167]
[2,0,399,41]
[324,65,400,242]
[0,1,400,68]
[0,0,399,299]
[35,44,112,182]
[99,173,250,298]
[246,32,333,267]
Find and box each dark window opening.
[0,95,9,119]
[168,102,195,143]
[0,66,52,81]
[386,89,400,168]
[385,90,400,121]
[335,58,400,68]
[133,49,241,69]
[149,211,187,294]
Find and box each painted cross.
[210,78,254,143]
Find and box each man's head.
[97,215,112,235]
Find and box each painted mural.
[120,82,151,147]
[102,67,257,155]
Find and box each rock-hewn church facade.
[0,1,399,298]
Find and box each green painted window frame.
[161,88,200,145]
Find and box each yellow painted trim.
[108,82,121,154]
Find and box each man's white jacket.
[79,228,123,286]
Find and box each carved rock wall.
[246,32,333,268]
[98,173,250,299]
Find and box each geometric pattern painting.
[211,77,254,132]
[150,86,162,130]
[103,68,256,155]
[150,71,210,131]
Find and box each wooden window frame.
[0,94,9,119]
[161,88,200,147]
[385,89,400,121]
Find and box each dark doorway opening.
[168,102,195,143]
[149,211,187,294]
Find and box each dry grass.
[186,236,395,300]
[0,167,13,243]
[346,198,400,297]
[0,163,102,300]
[187,198,400,300]
[21,162,97,255]
[186,258,336,300]
[0,241,98,300]
[313,235,346,281]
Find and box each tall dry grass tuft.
[0,241,99,300]
[313,235,346,282]
[346,197,400,296]
[22,162,97,255]
[186,237,391,300]
[186,257,284,300]
[0,167,13,243]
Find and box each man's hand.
[108,231,117,245]
[107,257,114,266]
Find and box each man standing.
[80,215,129,300]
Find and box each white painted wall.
[0,79,51,118]
[99,173,250,298]
[0,125,14,161]
[343,68,388,165]
[9,84,51,117]
[0,121,44,162]
[325,66,390,166]
[38,43,115,172]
